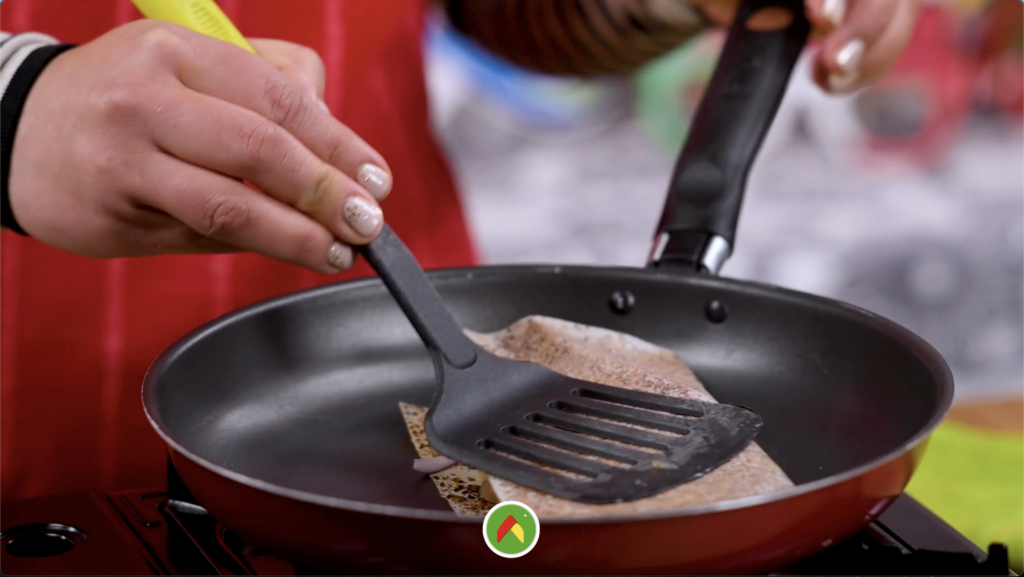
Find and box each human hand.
[687,0,922,94]
[8,20,393,273]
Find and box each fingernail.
[343,196,383,237]
[828,70,859,93]
[356,163,392,201]
[327,241,353,271]
[829,38,864,93]
[822,0,846,27]
[835,38,865,73]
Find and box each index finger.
[159,25,392,195]
[249,38,326,102]
[815,0,902,92]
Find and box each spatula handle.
[358,225,479,369]
[131,0,256,53]
[651,0,810,273]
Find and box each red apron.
[0,0,476,500]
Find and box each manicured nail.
[835,38,865,72]
[828,70,859,93]
[822,0,846,27]
[327,241,353,271]
[343,196,383,237]
[829,38,865,93]
[356,163,392,201]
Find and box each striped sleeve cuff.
[1,32,61,98]
[1,32,75,235]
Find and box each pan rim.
[142,264,954,525]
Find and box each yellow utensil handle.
[131,0,255,53]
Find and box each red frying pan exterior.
[170,438,928,574]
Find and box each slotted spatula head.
[359,226,763,503]
[427,351,762,503]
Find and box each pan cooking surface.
[146,267,949,512]
[196,352,443,510]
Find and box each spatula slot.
[549,409,686,440]
[481,438,603,479]
[551,399,694,435]
[504,424,642,466]
[573,387,706,418]
[480,446,592,481]
[527,413,673,451]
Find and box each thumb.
[248,38,326,104]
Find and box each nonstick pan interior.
[144,266,952,517]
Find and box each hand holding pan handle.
[649,0,811,275]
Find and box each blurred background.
[423,0,1023,566]
[426,0,1023,405]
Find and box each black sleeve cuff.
[1,43,77,236]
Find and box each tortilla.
[400,316,793,519]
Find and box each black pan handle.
[650,0,811,274]
[357,225,478,369]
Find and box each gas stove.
[0,461,1012,576]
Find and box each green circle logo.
[482,501,540,558]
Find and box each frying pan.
[142,1,953,574]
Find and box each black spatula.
[358,226,762,504]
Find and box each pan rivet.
[609,291,636,315]
[705,300,728,323]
